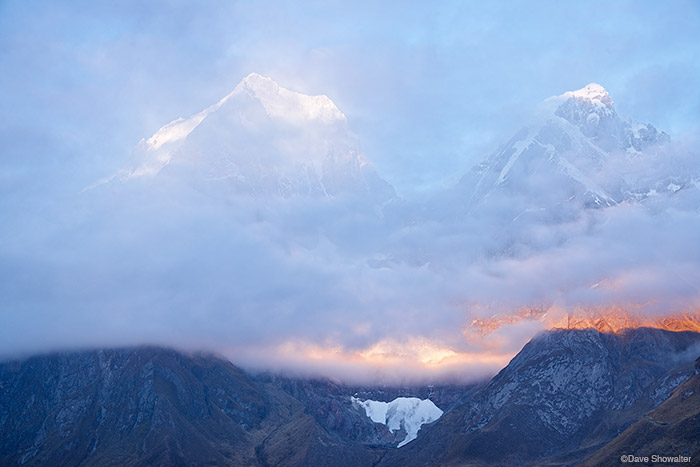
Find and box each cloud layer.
[1,134,698,383]
[1,2,699,383]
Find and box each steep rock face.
[2,332,699,466]
[263,376,475,449]
[264,377,406,447]
[581,372,700,466]
[452,328,700,461]
[0,348,391,466]
[0,347,270,466]
[386,328,700,466]
[448,328,700,465]
[0,348,457,466]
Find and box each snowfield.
[352,396,443,447]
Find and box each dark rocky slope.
[1,328,698,466]
[0,347,384,466]
[380,328,700,466]
[581,358,700,466]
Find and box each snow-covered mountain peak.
[237,72,279,94]
[553,82,616,126]
[564,83,614,108]
[450,82,676,218]
[537,83,616,124]
[140,73,345,160]
[90,73,395,203]
[233,72,346,124]
[547,83,668,153]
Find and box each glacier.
[351,396,443,447]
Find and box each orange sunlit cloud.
[223,336,515,384]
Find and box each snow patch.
[235,72,346,123]
[145,88,237,152]
[541,83,615,118]
[667,182,681,193]
[556,156,616,205]
[352,396,443,447]
[497,129,535,185]
[564,83,613,108]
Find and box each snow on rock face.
[564,83,614,108]
[98,73,395,203]
[236,73,347,123]
[553,83,669,152]
[450,82,678,223]
[351,396,443,447]
[143,73,345,156]
[134,72,350,179]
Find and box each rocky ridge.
[2,327,699,466]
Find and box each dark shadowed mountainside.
[582,360,700,466]
[1,328,699,466]
[379,328,700,466]
[0,348,385,466]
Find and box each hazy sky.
[1,1,699,382]
[1,0,698,197]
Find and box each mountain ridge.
[2,327,699,466]
[383,327,700,466]
[90,73,395,203]
[453,82,673,218]
[468,308,700,336]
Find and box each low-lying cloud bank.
[1,150,698,383]
[2,73,699,384]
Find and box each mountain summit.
[235,73,346,123]
[561,82,614,109]
[551,83,668,153]
[449,82,681,220]
[139,73,347,173]
[99,73,395,202]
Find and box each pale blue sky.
[1,0,699,197]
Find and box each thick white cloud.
[1,1,699,382]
